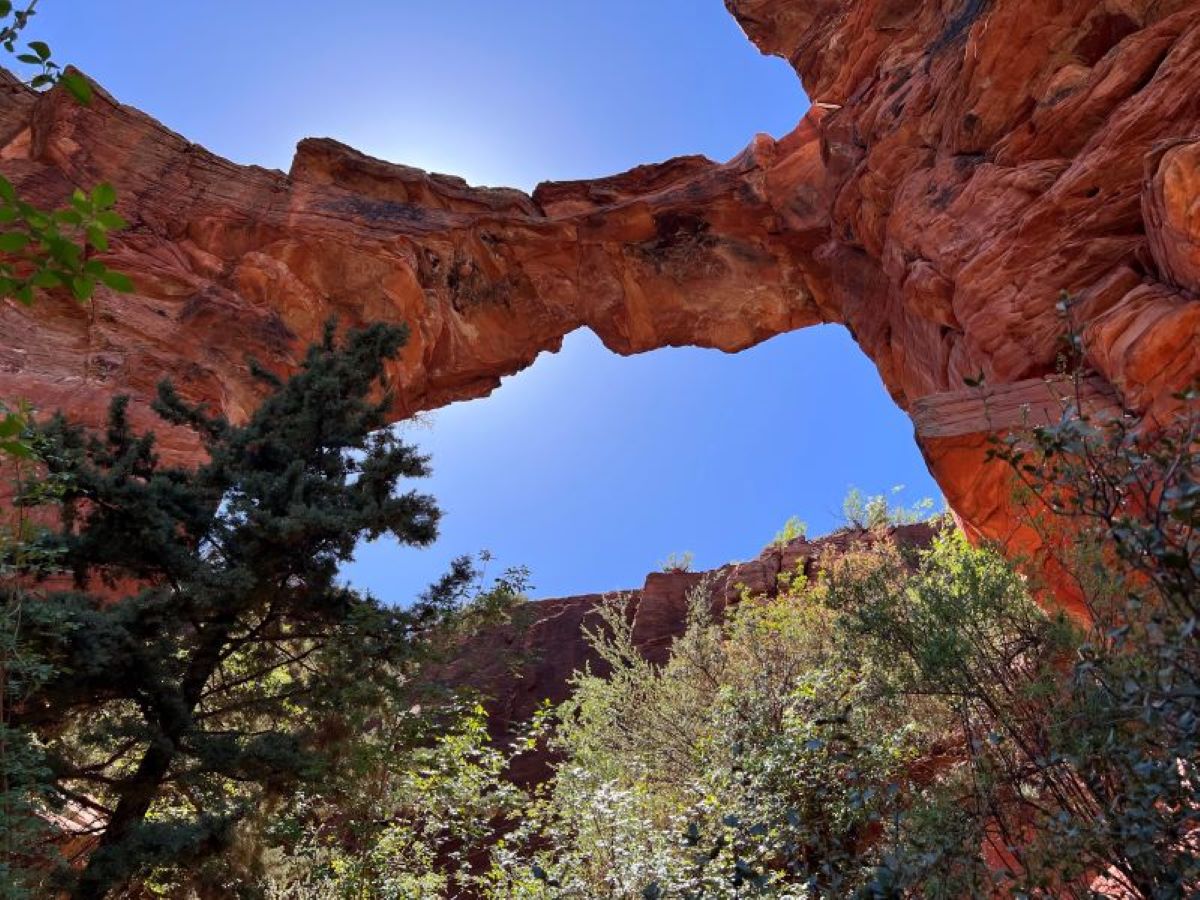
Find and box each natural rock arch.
[1,0,1197,611]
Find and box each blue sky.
[35,1,940,600]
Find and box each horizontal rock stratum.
[0,0,1197,612]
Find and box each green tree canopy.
[11,321,467,899]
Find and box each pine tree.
[12,321,467,898]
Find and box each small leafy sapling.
[0,1,92,103]
[12,321,460,899]
[772,515,807,547]
[660,550,695,573]
[0,179,131,305]
[0,1,131,308]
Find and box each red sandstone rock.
[0,1,1197,612]
[438,523,935,780]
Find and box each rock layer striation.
[0,0,1198,611]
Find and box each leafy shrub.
[660,551,695,574]
[260,701,530,900]
[841,487,936,530]
[847,383,1200,898]
[772,516,807,547]
[485,569,939,898]
[488,385,1199,900]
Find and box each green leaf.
[55,208,83,226]
[15,53,40,65]
[91,182,117,209]
[30,269,60,288]
[0,439,33,459]
[86,225,108,252]
[14,283,33,305]
[0,231,28,252]
[71,274,93,301]
[70,188,89,213]
[0,413,23,437]
[99,270,133,293]
[60,72,93,106]
[0,2,14,19]
[0,175,15,203]
[27,40,50,61]
[20,206,47,228]
[96,210,127,231]
[53,241,81,267]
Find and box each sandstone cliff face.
[0,1,1197,612]
[439,523,935,782]
[725,0,1200,607]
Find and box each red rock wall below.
[438,523,934,782]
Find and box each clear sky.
[33,1,941,600]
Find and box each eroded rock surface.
[440,523,935,782]
[0,0,1197,612]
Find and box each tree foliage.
[250,381,1198,898]
[260,699,530,900]
[0,2,134,862]
[6,321,466,898]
